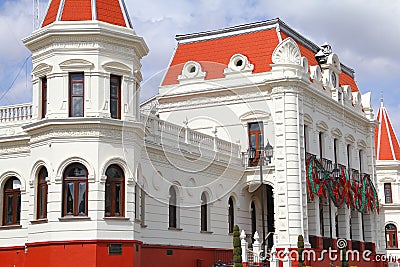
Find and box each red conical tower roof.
[41,0,132,28]
[375,99,400,160]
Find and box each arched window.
[201,192,208,231]
[105,165,124,217]
[3,177,21,225]
[386,224,398,249]
[37,167,48,219]
[251,201,256,239]
[169,186,177,228]
[228,197,234,233]
[63,163,88,217]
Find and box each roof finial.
[380,90,384,107]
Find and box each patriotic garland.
[306,155,379,213]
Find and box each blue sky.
[0,0,399,134]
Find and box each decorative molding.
[102,61,132,75]
[272,37,301,65]
[32,63,53,77]
[239,110,271,124]
[59,59,94,71]
[316,121,328,132]
[344,134,355,144]
[303,114,313,125]
[331,128,343,138]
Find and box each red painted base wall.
[141,245,233,267]
[0,240,141,267]
[0,241,232,267]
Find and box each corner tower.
[23,0,148,121]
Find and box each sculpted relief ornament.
[272,37,301,65]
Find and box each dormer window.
[110,75,121,119]
[69,73,84,117]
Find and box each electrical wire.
[0,55,31,103]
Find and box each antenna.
[33,0,39,30]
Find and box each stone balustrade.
[0,103,33,124]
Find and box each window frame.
[385,224,398,249]
[3,177,21,226]
[248,122,263,167]
[228,197,234,233]
[62,163,88,217]
[41,77,47,119]
[168,186,177,229]
[200,192,208,232]
[105,165,125,217]
[69,72,85,117]
[110,75,122,119]
[37,167,48,220]
[384,183,393,204]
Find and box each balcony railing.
[140,114,240,159]
[0,103,32,124]
[241,151,273,168]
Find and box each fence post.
[240,230,248,267]
[252,231,261,264]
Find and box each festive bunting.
[306,155,379,213]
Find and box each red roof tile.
[375,103,400,160]
[162,29,279,86]
[61,0,92,21]
[42,0,61,27]
[96,0,126,27]
[162,24,361,92]
[41,0,129,28]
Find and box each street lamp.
[319,165,340,267]
[247,141,274,266]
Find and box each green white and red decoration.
[306,155,379,213]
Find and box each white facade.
[0,9,383,266]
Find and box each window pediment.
[32,63,53,77]
[59,59,94,71]
[102,61,132,75]
[331,128,343,139]
[345,134,355,144]
[316,121,328,132]
[304,113,313,125]
[239,110,271,124]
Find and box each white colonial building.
[0,0,383,266]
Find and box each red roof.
[162,21,360,91]
[375,102,400,160]
[42,0,129,28]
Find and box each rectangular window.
[333,139,338,166]
[359,150,363,173]
[110,75,121,119]
[318,132,324,159]
[69,73,84,117]
[347,144,351,176]
[384,183,392,203]
[41,77,47,119]
[248,122,263,166]
[304,125,308,154]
